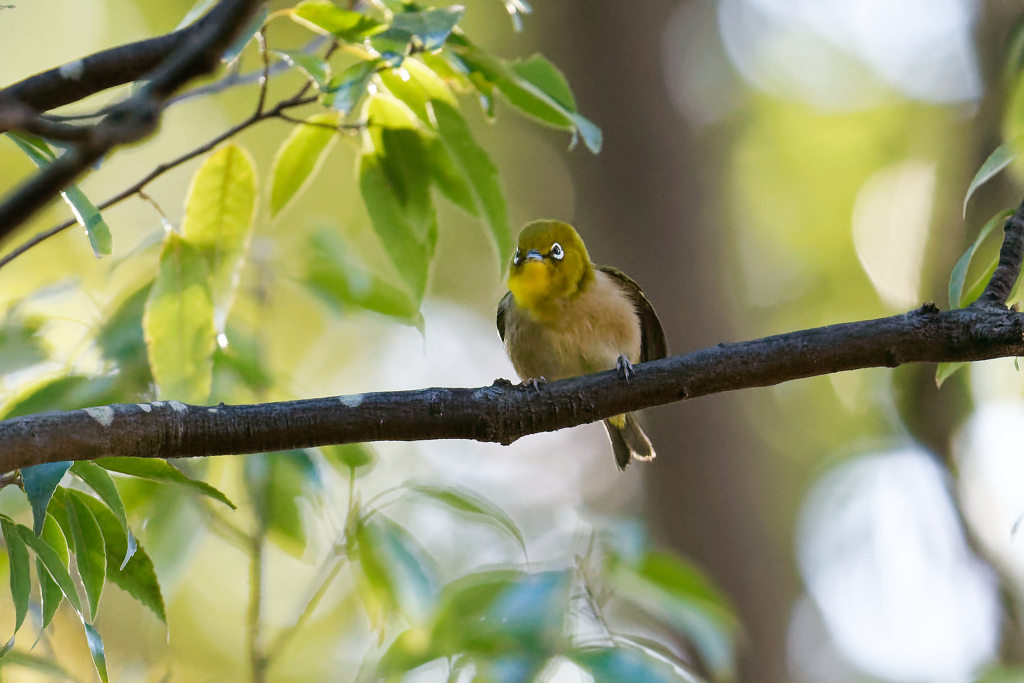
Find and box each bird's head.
[508,220,594,312]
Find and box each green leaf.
[66,492,107,621]
[6,133,113,256]
[270,112,340,217]
[272,50,331,91]
[0,308,46,378]
[572,646,694,683]
[380,59,457,125]
[935,362,966,388]
[21,462,72,535]
[71,461,135,568]
[509,54,576,112]
[404,482,526,559]
[0,650,77,680]
[431,100,513,269]
[222,6,269,64]
[244,451,318,557]
[323,59,380,114]
[354,515,437,624]
[360,148,437,304]
[76,493,165,623]
[175,0,216,29]
[390,6,464,51]
[964,141,1019,218]
[1,375,120,420]
[38,513,69,629]
[425,136,476,216]
[181,143,258,335]
[0,517,30,645]
[17,523,83,616]
[98,457,235,509]
[84,622,109,683]
[949,208,1014,308]
[144,233,215,404]
[570,112,603,155]
[292,0,383,41]
[322,443,378,474]
[304,228,421,323]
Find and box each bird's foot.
[520,377,547,392]
[616,355,635,384]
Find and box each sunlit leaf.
[509,54,575,112]
[21,461,72,535]
[321,443,378,475]
[949,208,1013,309]
[272,50,331,91]
[964,141,1018,218]
[84,622,108,683]
[405,482,526,559]
[323,59,380,114]
[76,493,165,623]
[0,516,30,646]
[98,457,235,509]
[935,362,966,388]
[66,491,106,621]
[270,112,340,216]
[17,523,83,616]
[70,461,135,568]
[38,513,68,629]
[244,451,318,557]
[292,0,383,41]
[431,100,513,268]
[380,58,457,124]
[5,133,113,256]
[304,228,421,323]
[354,515,438,624]
[144,233,215,404]
[182,143,258,335]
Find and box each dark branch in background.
[0,303,1022,471]
[0,0,262,239]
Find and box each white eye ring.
[550,243,564,260]
[512,248,521,265]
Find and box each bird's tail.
[603,413,656,471]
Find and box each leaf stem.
[248,533,266,683]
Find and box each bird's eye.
[550,243,564,260]
[512,248,521,265]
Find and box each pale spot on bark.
[137,403,152,413]
[84,406,115,427]
[59,59,85,80]
[168,401,188,412]
[340,394,364,407]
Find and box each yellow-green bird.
[496,220,668,470]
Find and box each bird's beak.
[525,249,543,262]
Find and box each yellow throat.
[508,261,554,313]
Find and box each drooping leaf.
[70,461,135,568]
[936,362,966,388]
[291,0,383,41]
[964,141,1019,218]
[244,451,318,557]
[5,133,113,256]
[0,516,30,645]
[431,100,513,268]
[144,233,215,404]
[424,136,476,215]
[570,112,603,155]
[221,6,269,64]
[21,461,72,535]
[98,457,235,509]
[270,112,340,216]
[76,493,165,623]
[38,513,69,629]
[272,50,331,91]
[304,228,421,323]
[323,59,380,114]
[949,209,1014,309]
[17,523,83,616]
[66,491,107,621]
[0,650,77,680]
[181,143,258,335]
[380,58,457,125]
[509,54,576,112]
[354,514,438,624]
[404,482,526,559]
[84,622,109,683]
[321,443,378,475]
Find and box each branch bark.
[1,303,1021,472]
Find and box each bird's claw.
[616,355,635,384]
[520,377,546,392]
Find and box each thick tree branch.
[0,0,261,239]
[0,304,1022,472]
[974,195,1024,308]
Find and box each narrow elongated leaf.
[271,112,340,216]
[292,0,383,41]
[245,451,318,557]
[221,6,269,64]
[182,143,258,335]
[71,461,135,568]
[17,524,83,616]
[405,482,526,558]
[272,50,331,91]
[144,234,215,404]
[0,517,30,644]
[0,650,77,680]
[949,209,1014,308]
[936,362,966,388]
[21,462,72,535]
[964,141,1019,217]
[77,493,165,623]
[175,0,216,29]
[98,457,235,509]
[83,622,109,683]
[510,54,576,111]
[6,133,113,256]
[67,492,107,621]
[323,59,380,114]
[573,647,695,683]
[431,100,512,268]
[354,515,437,623]
[425,136,476,215]
[38,513,69,629]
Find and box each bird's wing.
[597,265,668,362]
[496,291,513,342]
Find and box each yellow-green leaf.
[270,112,340,217]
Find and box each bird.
[496,219,667,470]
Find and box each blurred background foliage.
[1,1,1024,683]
